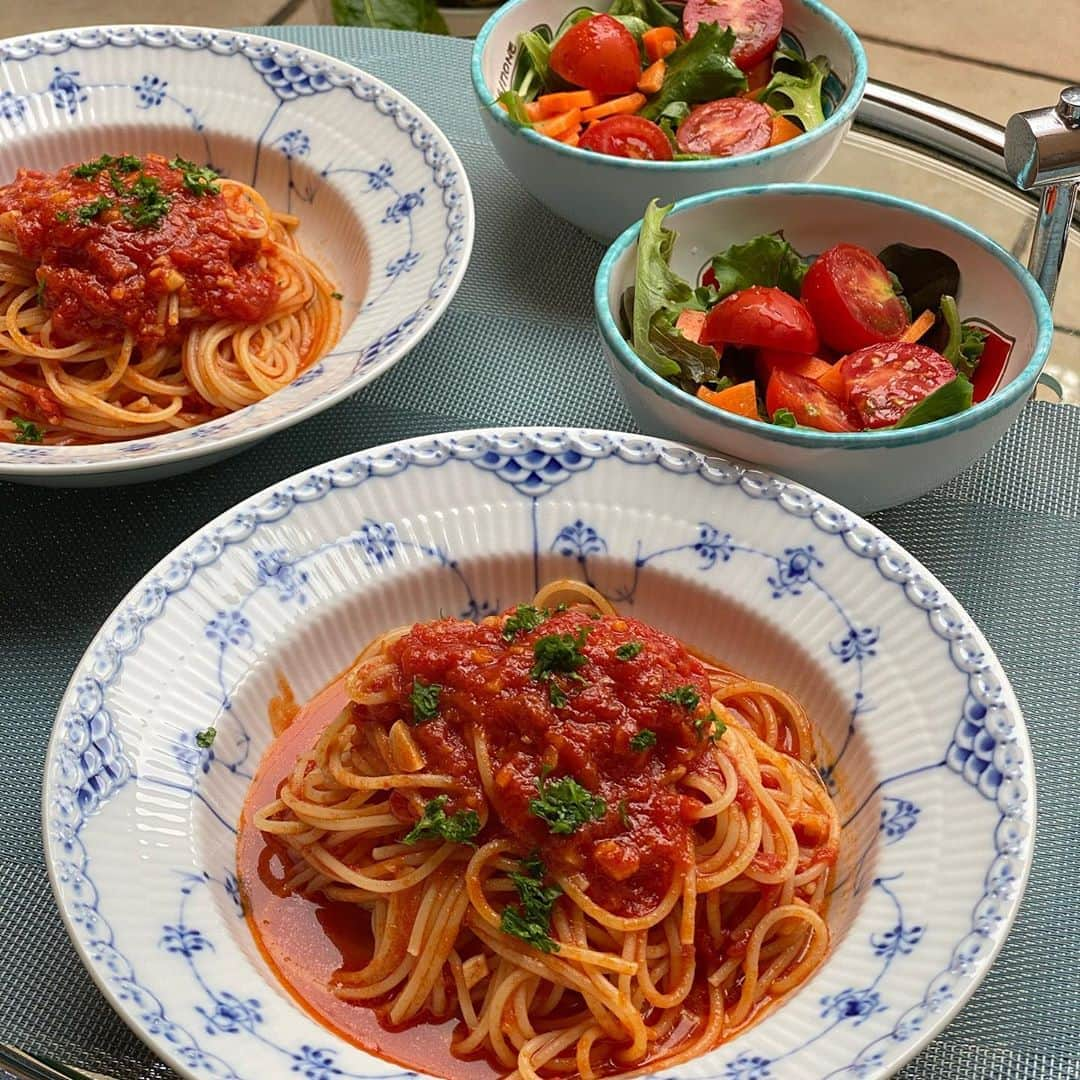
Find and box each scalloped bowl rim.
[595,184,1055,448]
[470,0,868,171]
[0,24,476,477]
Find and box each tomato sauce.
[0,153,279,349]
[238,611,737,1076]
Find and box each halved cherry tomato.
[756,348,832,384]
[831,342,956,429]
[579,115,673,160]
[766,370,857,432]
[550,14,641,96]
[681,0,783,71]
[801,243,911,354]
[676,98,772,157]
[700,286,819,354]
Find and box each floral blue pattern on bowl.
[44,428,1034,1080]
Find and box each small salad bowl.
[471,0,866,241]
[595,185,1054,512]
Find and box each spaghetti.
[0,152,340,444]
[241,581,840,1079]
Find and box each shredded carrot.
[769,114,803,146]
[675,309,706,344]
[560,131,581,147]
[697,380,760,419]
[582,93,647,122]
[643,26,678,62]
[536,90,601,117]
[525,101,545,122]
[534,108,583,139]
[747,58,772,92]
[759,352,831,381]
[816,363,846,398]
[637,58,666,95]
[899,310,936,343]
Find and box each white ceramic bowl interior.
[472,0,867,241]
[596,185,1054,512]
[0,26,474,485]
[44,429,1034,1080]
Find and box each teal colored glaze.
[470,0,868,172]
[595,184,1056,449]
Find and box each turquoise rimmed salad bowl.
[471,0,867,241]
[595,185,1054,512]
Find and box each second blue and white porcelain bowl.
[596,185,1054,511]
[471,0,867,241]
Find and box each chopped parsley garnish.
[548,681,568,709]
[168,156,221,197]
[529,773,606,835]
[12,416,43,444]
[660,685,700,711]
[531,629,588,680]
[330,291,344,300]
[694,710,727,743]
[615,641,643,661]
[403,795,480,846]
[75,196,113,224]
[35,277,46,304]
[55,211,70,222]
[408,676,442,724]
[503,604,548,641]
[194,727,217,749]
[120,175,171,228]
[72,153,140,180]
[500,854,562,953]
[629,729,657,751]
[617,799,631,829]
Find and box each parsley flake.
[55,211,70,222]
[617,799,631,829]
[529,773,606,836]
[12,416,43,444]
[694,710,727,743]
[503,604,548,641]
[403,795,480,846]
[75,196,114,224]
[615,641,643,661]
[330,291,344,300]
[195,727,217,749]
[500,855,562,953]
[168,156,221,197]
[531,629,588,681]
[548,681,568,709]
[120,175,171,228]
[72,153,140,180]
[660,685,700,711]
[629,729,657,751]
[408,676,442,725]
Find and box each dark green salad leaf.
[757,52,831,131]
[607,0,679,29]
[498,90,534,127]
[332,0,448,32]
[771,408,799,428]
[940,295,987,379]
[640,23,747,121]
[516,30,554,98]
[878,244,960,317]
[893,374,973,429]
[706,232,809,300]
[611,13,652,39]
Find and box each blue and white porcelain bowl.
[596,186,1055,512]
[44,427,1034,1080]
[471,0,866,241]
[0,26,474,486]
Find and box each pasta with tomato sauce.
[239,580,839,1079]
[0,152,340,444]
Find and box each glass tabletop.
[823,85,1079,404]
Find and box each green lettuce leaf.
[707,232,809,300]
[606,0,679,29]
[640,24,746,121]
[649,310,720,389]
[331,0,448,33]
[940,295,987,379]
[632,200,715,381]
[498,90,533,127]
[771,407,799,427]
[758,53,830,131]
[893,374,974,429]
